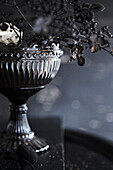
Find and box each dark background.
[0,0,113,140]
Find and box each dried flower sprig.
[0,0,113,65]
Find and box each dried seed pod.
[91,44,100,53]
[102,25,109,32]
[97,37,107,45]
[78,45,84,54]
[70,53,77,61]
[77,56,85,66]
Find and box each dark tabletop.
[65,129,113,170]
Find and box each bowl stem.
[0,92,49,153]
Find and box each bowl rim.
[0,48,64,60]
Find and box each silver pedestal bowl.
[0,49,63,152]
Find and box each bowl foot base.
[25,136,49,153]
[0,103,49,153]
[0,134,49,153]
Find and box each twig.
[13,0,33,30]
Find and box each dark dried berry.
[78,45,84,54]
[97,37,106,45]
[90,3,105,12]
[102,25,108,32]
[77,56,85,66]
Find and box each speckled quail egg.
[0,22,23,46]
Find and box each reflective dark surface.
[65,129,113,170]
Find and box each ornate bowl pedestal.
[0,50,62,153]
[0,87,49,153]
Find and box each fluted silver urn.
[0,48,63,152]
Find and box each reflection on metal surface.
[0,58,61,88]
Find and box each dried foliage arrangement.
[0,0,113,65]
